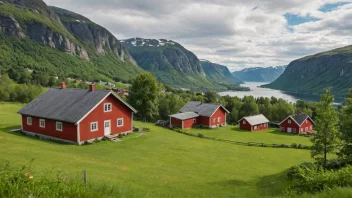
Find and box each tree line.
[127,73,317,123]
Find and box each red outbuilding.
[169,101,230,129]
[18,83,137,144]
[238,114,270,131]
[279,113,315,134]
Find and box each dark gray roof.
[18,88,136,124]
[179,101,230,117]
[239,114,269,125]
[169,112,199,120]
[291,114,313,125]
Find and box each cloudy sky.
[44,0,352,71]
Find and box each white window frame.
[193,119,196,123]
[90,122,98,132]
[213,118,216,123]
[306,120,308,124]
[254,126,257,130]
[39,119,45,128]
[305,127,308,131]
[218,117,221,122]
[243,120,246,124]
[310,126,313,130]
[288,119,291,124]
[27,117,32,125]
[117,118,124,127]
[264,123,267,127]
[56,122,63,132]
[104,103,112,112]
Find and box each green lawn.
[187,126,312,146]
[0,103,329,197]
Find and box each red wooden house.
[238,114,270,131]
[169,101,230,129]
[279,113,315,134]
[18,83,137,145]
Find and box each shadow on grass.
[0,125,72,146]
[256,170,289,197]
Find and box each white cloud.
[44,0,352,71]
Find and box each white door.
[104,120,111,136]
[287,127,292,133]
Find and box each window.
[301,128,303,132]
[305,127,308,131]
[218,117,221,122]
[310,126,313,130]
[306,120,308,124]
[254,126,257,130]
[193,119,196,124]
[39,119,45,128]
[117,118,124,127]
[213,118,216,123]
[90,122,98,132]
[104,103,112,112]
[56,122,63,131]
[288,119,291,124]
[27,117,32,125]
[264,123,267,127]
[243,120,246,124]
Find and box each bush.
[291,143,297,148]
[197,133,205,138]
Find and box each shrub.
[291,143,297,148]
[118,134,123,138]
[197,133,205,138]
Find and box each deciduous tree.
[311,89,340,169]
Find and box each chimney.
[60,82,67,89]
[89,83,96,91]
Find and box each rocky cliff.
[263,45,352,97]
[200,60,242,84]
[0,0,143,82]
[232,66,286,82]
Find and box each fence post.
[84,170,87,185]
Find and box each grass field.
[0,102,346,197]
[187,126,312,146]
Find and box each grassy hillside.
[0,102,316,197]
[0,2,143,83]
[263,45,352,97]
[200,60,243,84]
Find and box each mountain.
[263,45,352,97]
[200,60,242,84]
[122,38,232,90]
[0,0,143,83]
[232,66,286,82]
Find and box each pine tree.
[339,89,352,161]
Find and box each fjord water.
[218,82,344,104]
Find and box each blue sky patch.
[319,2,351,12]
[284,14,319,26]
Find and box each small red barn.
[18,83,137,144]
[169,101,230,129]
[279,113,315,134]
[238,114,270,131]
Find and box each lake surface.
[218,82,344,104]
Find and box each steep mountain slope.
[0,0,143,83]
[263,45,352,97]
[232,66,286,82]
[122,38,226,89]
[200,60,242,84]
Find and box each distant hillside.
[200,60,242,84]
[122,38,233,90]
[232,66,286,82]
[0,0,143,84]
[263,45,352,97]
